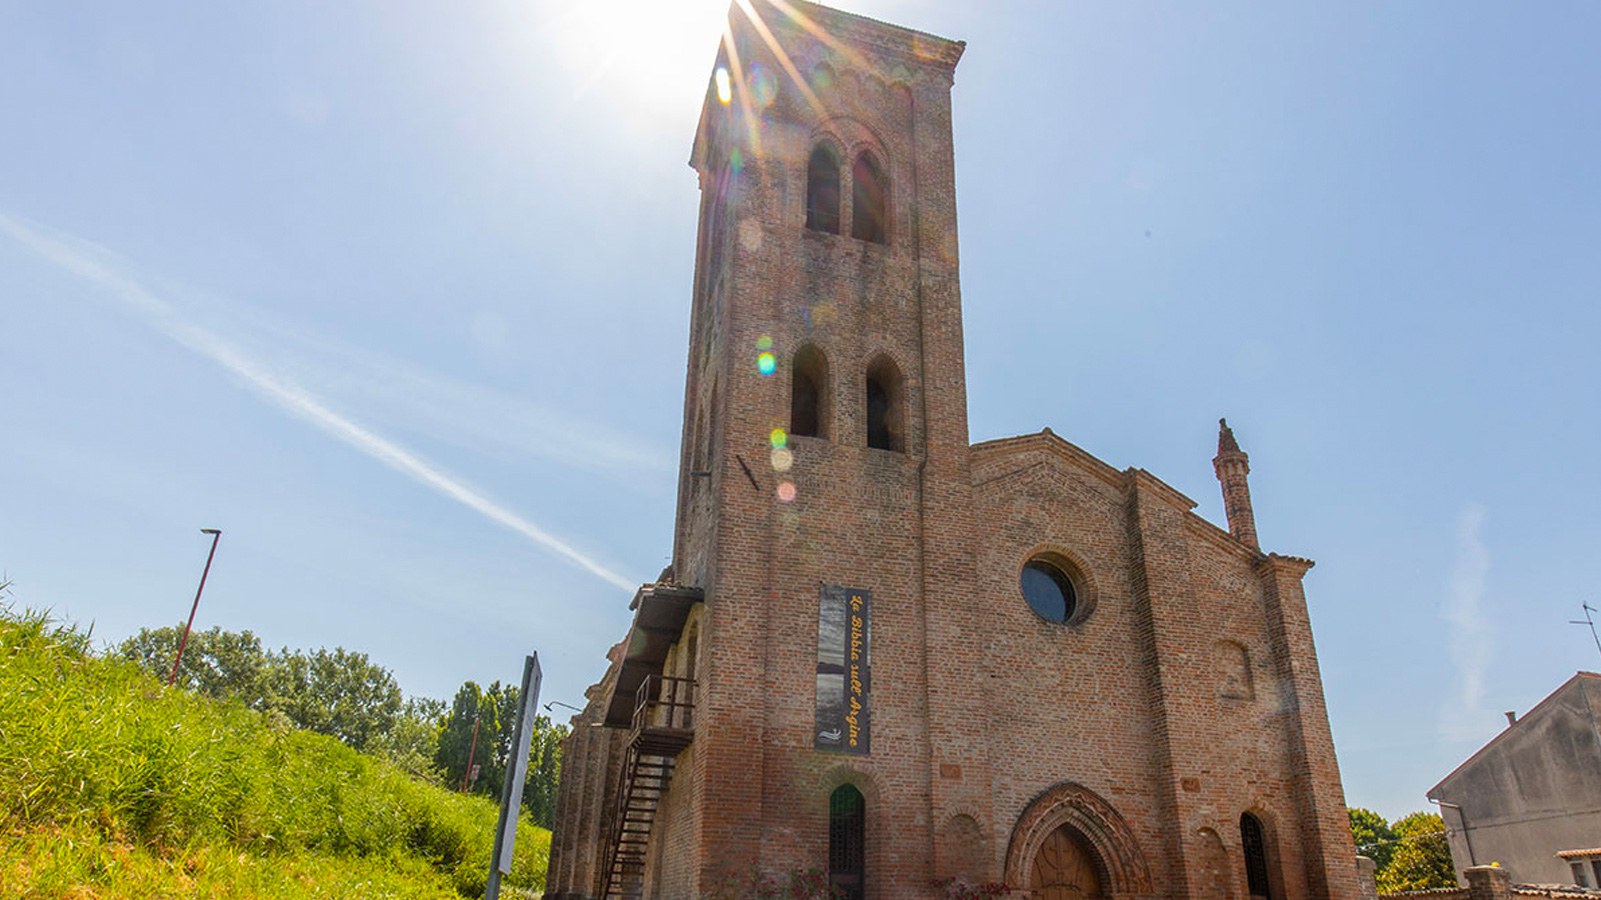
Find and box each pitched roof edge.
[1429,672,1601,798]
[971,430,1125,492]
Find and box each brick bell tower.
[665,2,972,899]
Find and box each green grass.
[0,607,549,899]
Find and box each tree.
[524,715,568,828]
[117,624,271,705]
[432,678,567,823]
[370,696,447,783]
[482,679,521,800]
[436,681,499,792]
[1349,807,1398,874]
[120,627,405,753]
[266,646,404,751]
[1378,812,1455,892]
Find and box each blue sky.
[3,0,1599,821]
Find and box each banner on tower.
[815,584,871,755]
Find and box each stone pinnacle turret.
[1213,418,1259,550]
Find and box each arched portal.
[1004,782,1153,898]
[1032,825,1106,900]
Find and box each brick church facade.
[543,4,1360,900]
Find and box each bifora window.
[851,151,887,244]
[806,145,842,234]
[1021,557,1078,623]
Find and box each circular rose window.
[1021,557,1078,623]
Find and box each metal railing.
[633,674,697,732]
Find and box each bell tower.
[673,1,968,584]
[667,1,977,894]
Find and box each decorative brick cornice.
[1124,467,1199,512]
[765,0,966,69]
[1258,552,1316,577]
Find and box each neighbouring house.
[1427,672,1601,888]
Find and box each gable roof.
[1427,672,1601,798]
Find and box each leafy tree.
[432,678,567,824]
[120,628,403,753]
[482,679,521,800]
[524,715,568,828]
[117,624,271,705]
[267,646,404,751]
[1349,807,1398,874]
[1377,812,1455,892]
[436,681,499,792]
[370,696,447,783]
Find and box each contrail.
[0,212,638,593]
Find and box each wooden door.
[1032,826,1105,900]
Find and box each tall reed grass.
[0,606,548,898]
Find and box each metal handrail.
[632,674,697,732]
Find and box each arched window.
[1216,641,1254,700]
[791,345,829,439]
[1240,813,1275,900]
[806,145,842,234]
[851,152,887,244]
[830,784,866,900]
[865,355,904,452]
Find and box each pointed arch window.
[791,345,830,439]
[806,145,842,234]
[865,356,904,452]
[829,784,865,900]
[851,152,887,244]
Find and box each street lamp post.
[168,528,222,687]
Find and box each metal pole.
[461,713,482,793]
[1570,603,1601,661]
[168,528,222,687]
[1432,799,1476,868]
[488,654,542,900]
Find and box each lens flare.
[809,64,834,92]
[777,481,797,503]
[730,147,744,173]
[769,427,787,448]
[757,352,776,375]
[739,219,763,251]
[715,67,733,105]
[747,62,778,108]
[771,446,793,472]
[756,335,773,351]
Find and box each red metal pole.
[460,713,482,793]
[168,529,222,687]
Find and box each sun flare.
[543,0,734,128]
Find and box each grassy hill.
[0,606,549,899]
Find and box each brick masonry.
[543,3,1361,900]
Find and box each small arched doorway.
[1240,813,1275,900]
[1031,825,1106,900]
[830,784,866,900]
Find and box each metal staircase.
[601,674,696,900]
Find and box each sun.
[542,0,735,130]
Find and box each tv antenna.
[1569,602,1601,661]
